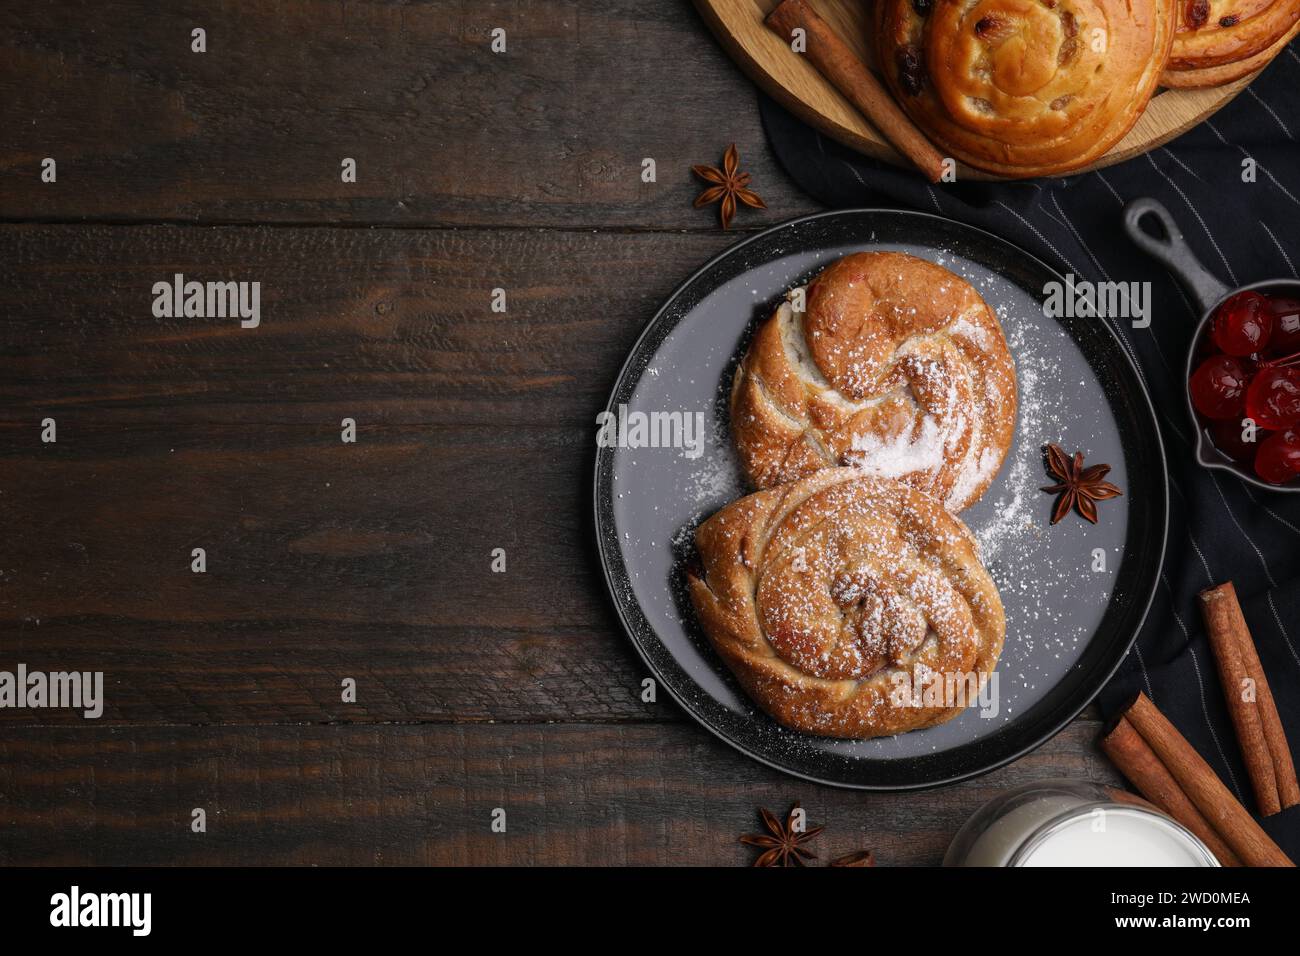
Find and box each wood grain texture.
[0,420,666,724]
[0,225,737,426]
[695,0,1258,178]
[0,721,1121,865]
[0,1,1131,866]
[0,0,806,228]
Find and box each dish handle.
[1122,198,1231,317]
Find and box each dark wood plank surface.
[0,426,643,724]
[0,418,648,724]
[0,0,1120,865]
[0,225,737,426]
[0,721,1121,866]
[0,0,806,228]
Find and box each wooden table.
[0,0,1120,866]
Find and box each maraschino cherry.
[1269,298,1300,354]
[1245,366,1300,429]
[1190,354,1249,420]
[1212,291,1273,356]
[1255,429,1300,485]
[1193,288,1300,484]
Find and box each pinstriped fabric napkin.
[759,47,1300,854]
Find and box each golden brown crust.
[876,0,1177,177]
[730,252,1017,512]
[688,468,1006,739]
[1161,5,1300,86]
[1167,0,1299,69]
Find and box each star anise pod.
[692,143,765,230]
[739,803,824,866]
[1041,443,1123,525]
[829,850,876,867]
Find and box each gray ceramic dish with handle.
[1123,197,1300,493]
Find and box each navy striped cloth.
[759,46,1300,855]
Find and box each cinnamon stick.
[1201,582,1300,812]
[1101,716,1242,866]
[1236,619,1300,810]
[1199,582,1281,815]
[1121,692,1293,867]
[764,0,947,183]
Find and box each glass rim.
[1009,802,1221,867]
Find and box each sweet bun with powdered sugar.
[688,468,1006,738]
[729,251,1017,512]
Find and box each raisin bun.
[876,0,1177,177]
[1162,0,1300,87]
[688,468,1006,739]
[730,251,1016,512]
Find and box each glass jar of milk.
[944,780,1221,867]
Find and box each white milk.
[1017,807,1215,867]
[946,781,1220,867]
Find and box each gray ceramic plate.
[594,210,1167,789]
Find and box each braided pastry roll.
[731,252,1016,512]
[689,468,1006,739]
[875,0,1176,177]
[1162,0,1300,87]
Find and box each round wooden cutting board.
[694,0,1257,179]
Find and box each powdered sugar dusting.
[950,316,990,348]
[845,414,948,478]
[948,446,1001,513]
[966,305,1070,563]
[607,235,1131,763]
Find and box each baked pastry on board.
[688,468,1006,739]
[875,0,1177,177]
[730,251,1016,511]
[1162,0,1300,87]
